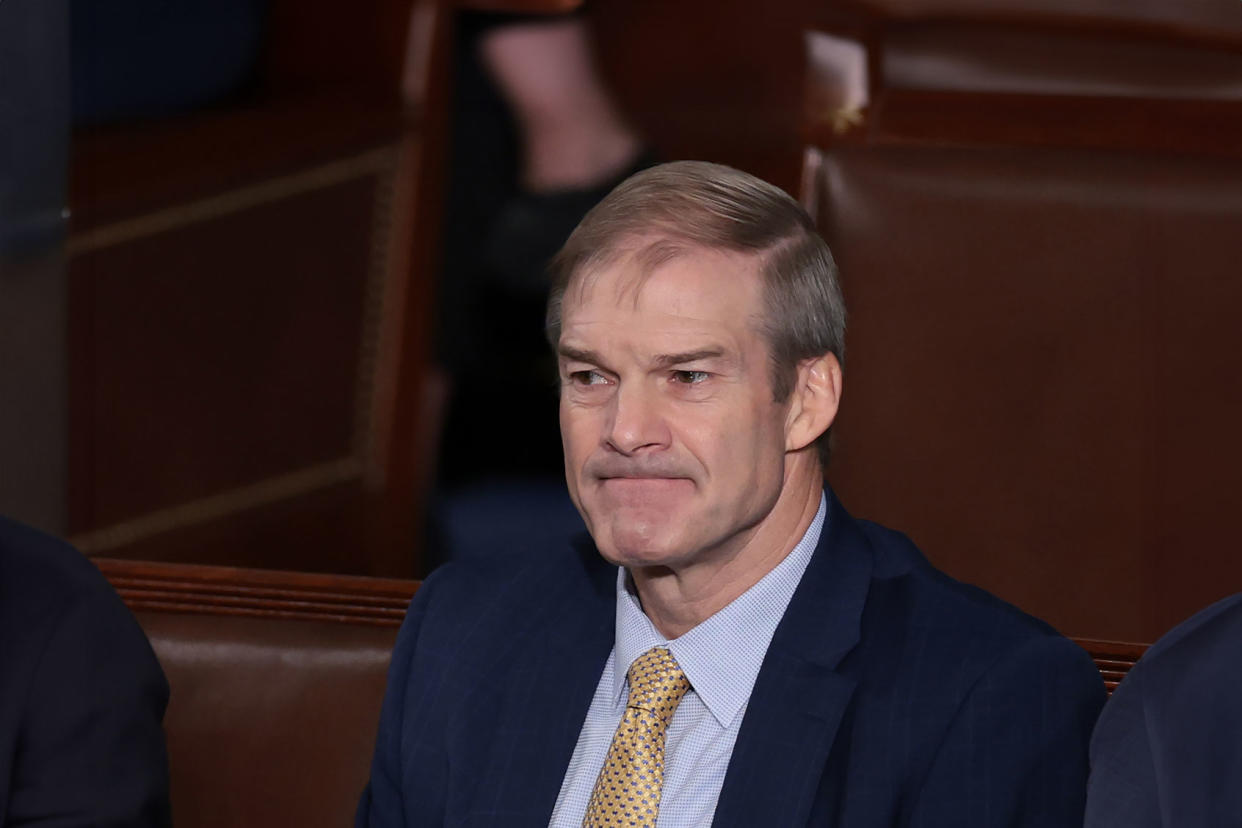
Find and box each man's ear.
[785,353,843,452]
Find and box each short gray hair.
[545,160,847,464]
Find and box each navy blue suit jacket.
[1085,592,1242,827]
[0,517,171,827]
[359,490,1104,826]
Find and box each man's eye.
[570,370,608,386]
[672,370,709,385]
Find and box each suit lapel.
[712,491,874,828]
[474,540,616,826]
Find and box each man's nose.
[604,382,670,455]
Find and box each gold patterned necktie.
[582,646,692,828]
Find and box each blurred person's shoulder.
[1143,592,1242,671]
[1123,591,1242,703]
[0,515,126,626]
[0,513,164,721]
[1086,593,1242,827]
[0,519,172,826]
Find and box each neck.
[630,457,824,639]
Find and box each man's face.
[557,244,796,571]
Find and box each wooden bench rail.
[93,558,419,627]
[1073,638,1148,694]
[94,558,1149,689]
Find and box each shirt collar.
[611,493,828,727]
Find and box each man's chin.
[579,490,697,564]
[591,521,692,570]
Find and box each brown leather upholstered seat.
[145,613,395,827]
[97,559,416,828]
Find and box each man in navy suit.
[0,516,171,827]
[1085,592,1242,826]
[358,161,1105,826]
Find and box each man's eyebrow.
[557,344,603,365]
[651,348,727,369]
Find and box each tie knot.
[626,647,690,716]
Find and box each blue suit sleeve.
[911,634,1106,828]
[356,579,433,828]
[8,581,171,827]
[1083,663,1161,828]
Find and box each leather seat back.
[97,559,415,828]
[802,10,1242,643]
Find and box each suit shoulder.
[0,516,166,719]
[417,535,609,614]
[852,519,1097,687]
[859,519,1066,640]
[395,535,613,667]
[1112,592,1242,715]
[0,516,130,630]
[0,519,171,826]
[1140,592,1242,673]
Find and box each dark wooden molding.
[814,1,1242,51]
[94,557,419,627]
[95,558,1147,694]
[865,90,1242,160]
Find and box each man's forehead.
[564,238,764,315]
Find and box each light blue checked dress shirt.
[549,494,827,828]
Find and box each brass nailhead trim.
[354,146,402,481]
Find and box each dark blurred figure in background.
[1,0,71,533]
[1085,592,1242,827]
[0,516,172,827]
[69,0,266,126]
[431,7,652,567]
